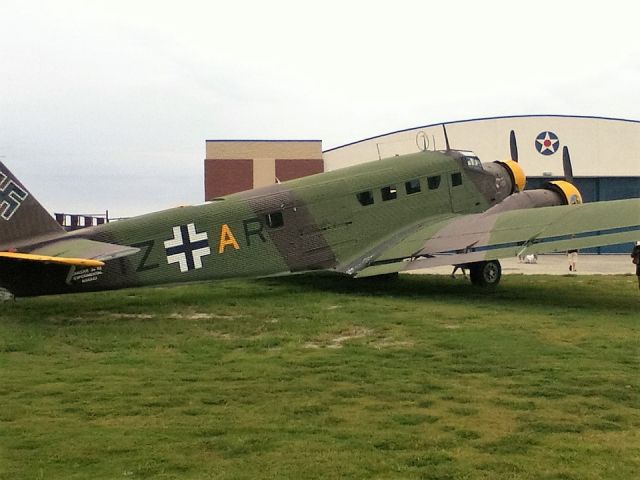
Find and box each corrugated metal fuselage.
[1,151,496,296]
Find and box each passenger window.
[265,211,284,228]
[381,186,397,201]
[405,179,421,195]
[427,175,441,190]
[451,172,462,187]
[356,191,374,206]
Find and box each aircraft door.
[292,187,354,270]
[448,171,469,213]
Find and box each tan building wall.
[323,116,640,177]
[204,116,639,200]
[204,140,323,199]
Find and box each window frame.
[380,185,398,201]
[405,179,421,195]
[265,211,284,228]
[427,175,441,190]
[356,190,374,206]
[451,172,463,187]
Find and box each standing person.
[567,249,578,272]
[632,242,640,291]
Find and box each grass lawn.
[0,274,639,479]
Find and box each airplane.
[1,129,639,297]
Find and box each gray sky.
[2,0,640,217]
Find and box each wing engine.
[491,136,582,212]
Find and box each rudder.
[0,162,64,250]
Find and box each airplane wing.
[340,198,640,278]
[0,238,139,267]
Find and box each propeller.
[545,145,581,205]
[494,129,525,193]
[562,146,574,183]
[509,130,518,162]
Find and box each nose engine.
[495,160,526,194]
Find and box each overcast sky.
[2,0,640,217]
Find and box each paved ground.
[410,254,637,276]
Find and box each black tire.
[469,260,501,287]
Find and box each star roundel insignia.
[535,131,560,156]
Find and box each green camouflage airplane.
[1,133,639,297]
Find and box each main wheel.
[469,260,502,287]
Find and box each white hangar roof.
[323,115,640,178]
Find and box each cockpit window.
[463,156,483,170]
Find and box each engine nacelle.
[485,182,583,215]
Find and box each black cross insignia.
[164,223,211,273]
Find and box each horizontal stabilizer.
[0,252,104,267]
[28,238,140,262]
[0,237,139,268]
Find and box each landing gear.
[469,260,502,287]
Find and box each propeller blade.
[562,146,574,183]
[509,130,518,162]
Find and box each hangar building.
[205,115,640,253]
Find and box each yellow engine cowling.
[496,160,526,193]
[546,180,583,205]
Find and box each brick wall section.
[275,159,325,182]
[204,141,324,199]
[205,159,253,199]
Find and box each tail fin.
[0,162,64,249]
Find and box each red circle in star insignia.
[544,139,551,147]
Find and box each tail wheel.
[469,260,502,287]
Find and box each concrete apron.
[409,255,637,276]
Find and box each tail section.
[0,162,64,250]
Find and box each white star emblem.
[536,132,559,155]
